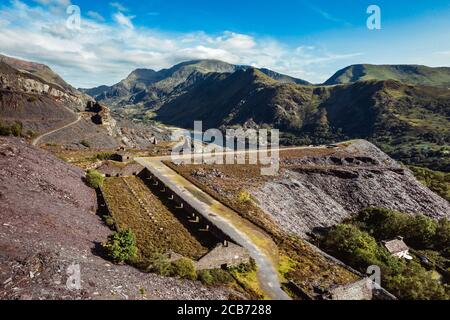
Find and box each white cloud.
[113,11,135,29]
[87,11,105,22]
[110,2,127,12]
[0,1,361,87]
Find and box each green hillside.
[325,64,450,87]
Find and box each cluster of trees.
[355,208,449,254]
[321,208,449,300]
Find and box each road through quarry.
[136,147,317,300]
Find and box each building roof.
[383,238,409,254]
[97,161,144,177]
[96,162,122,176]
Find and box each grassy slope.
[325,64,450,87]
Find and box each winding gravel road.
[32,115,82,146]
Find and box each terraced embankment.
[101,176,214,260]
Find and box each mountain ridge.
[80,59,310,108]
[325,64,450,87]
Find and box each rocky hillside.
[0,54,77,94]
[0,55,168,149]
[0,137,231,300]
[0,55,89,109]
[0,62,80,134]
[324,64,450,87]
[251,140,450,238]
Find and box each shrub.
[197,270,214,286]
[197,269,234,286]
[170,258,197,280]
[230,259,258,273]
[102,215,115,229]
[209,269,234,285]
[102,229,138,264]
[86,169,104,189]
[27,96,38,103]
[145,253,172,277]
[236,190,252,204]
[10,122,23,137]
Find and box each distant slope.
[156,69,450,171]
[325,64,450,87]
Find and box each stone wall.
[196,242,250,270]
[323,278,396,300]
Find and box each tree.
[384,262,448,300]
[435,219,450,257]
[357,208,409,240]
[103,229,138,263]
[322,224,381,269]
[405,215,437,249]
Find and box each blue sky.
[0,0,449,87]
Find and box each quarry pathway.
[32,114,82,146]
[136,147,318,300]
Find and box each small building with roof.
[383,237,413,260]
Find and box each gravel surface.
[253,140,450,237]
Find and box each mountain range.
[1,54,449,171]
[82,59,450,171]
